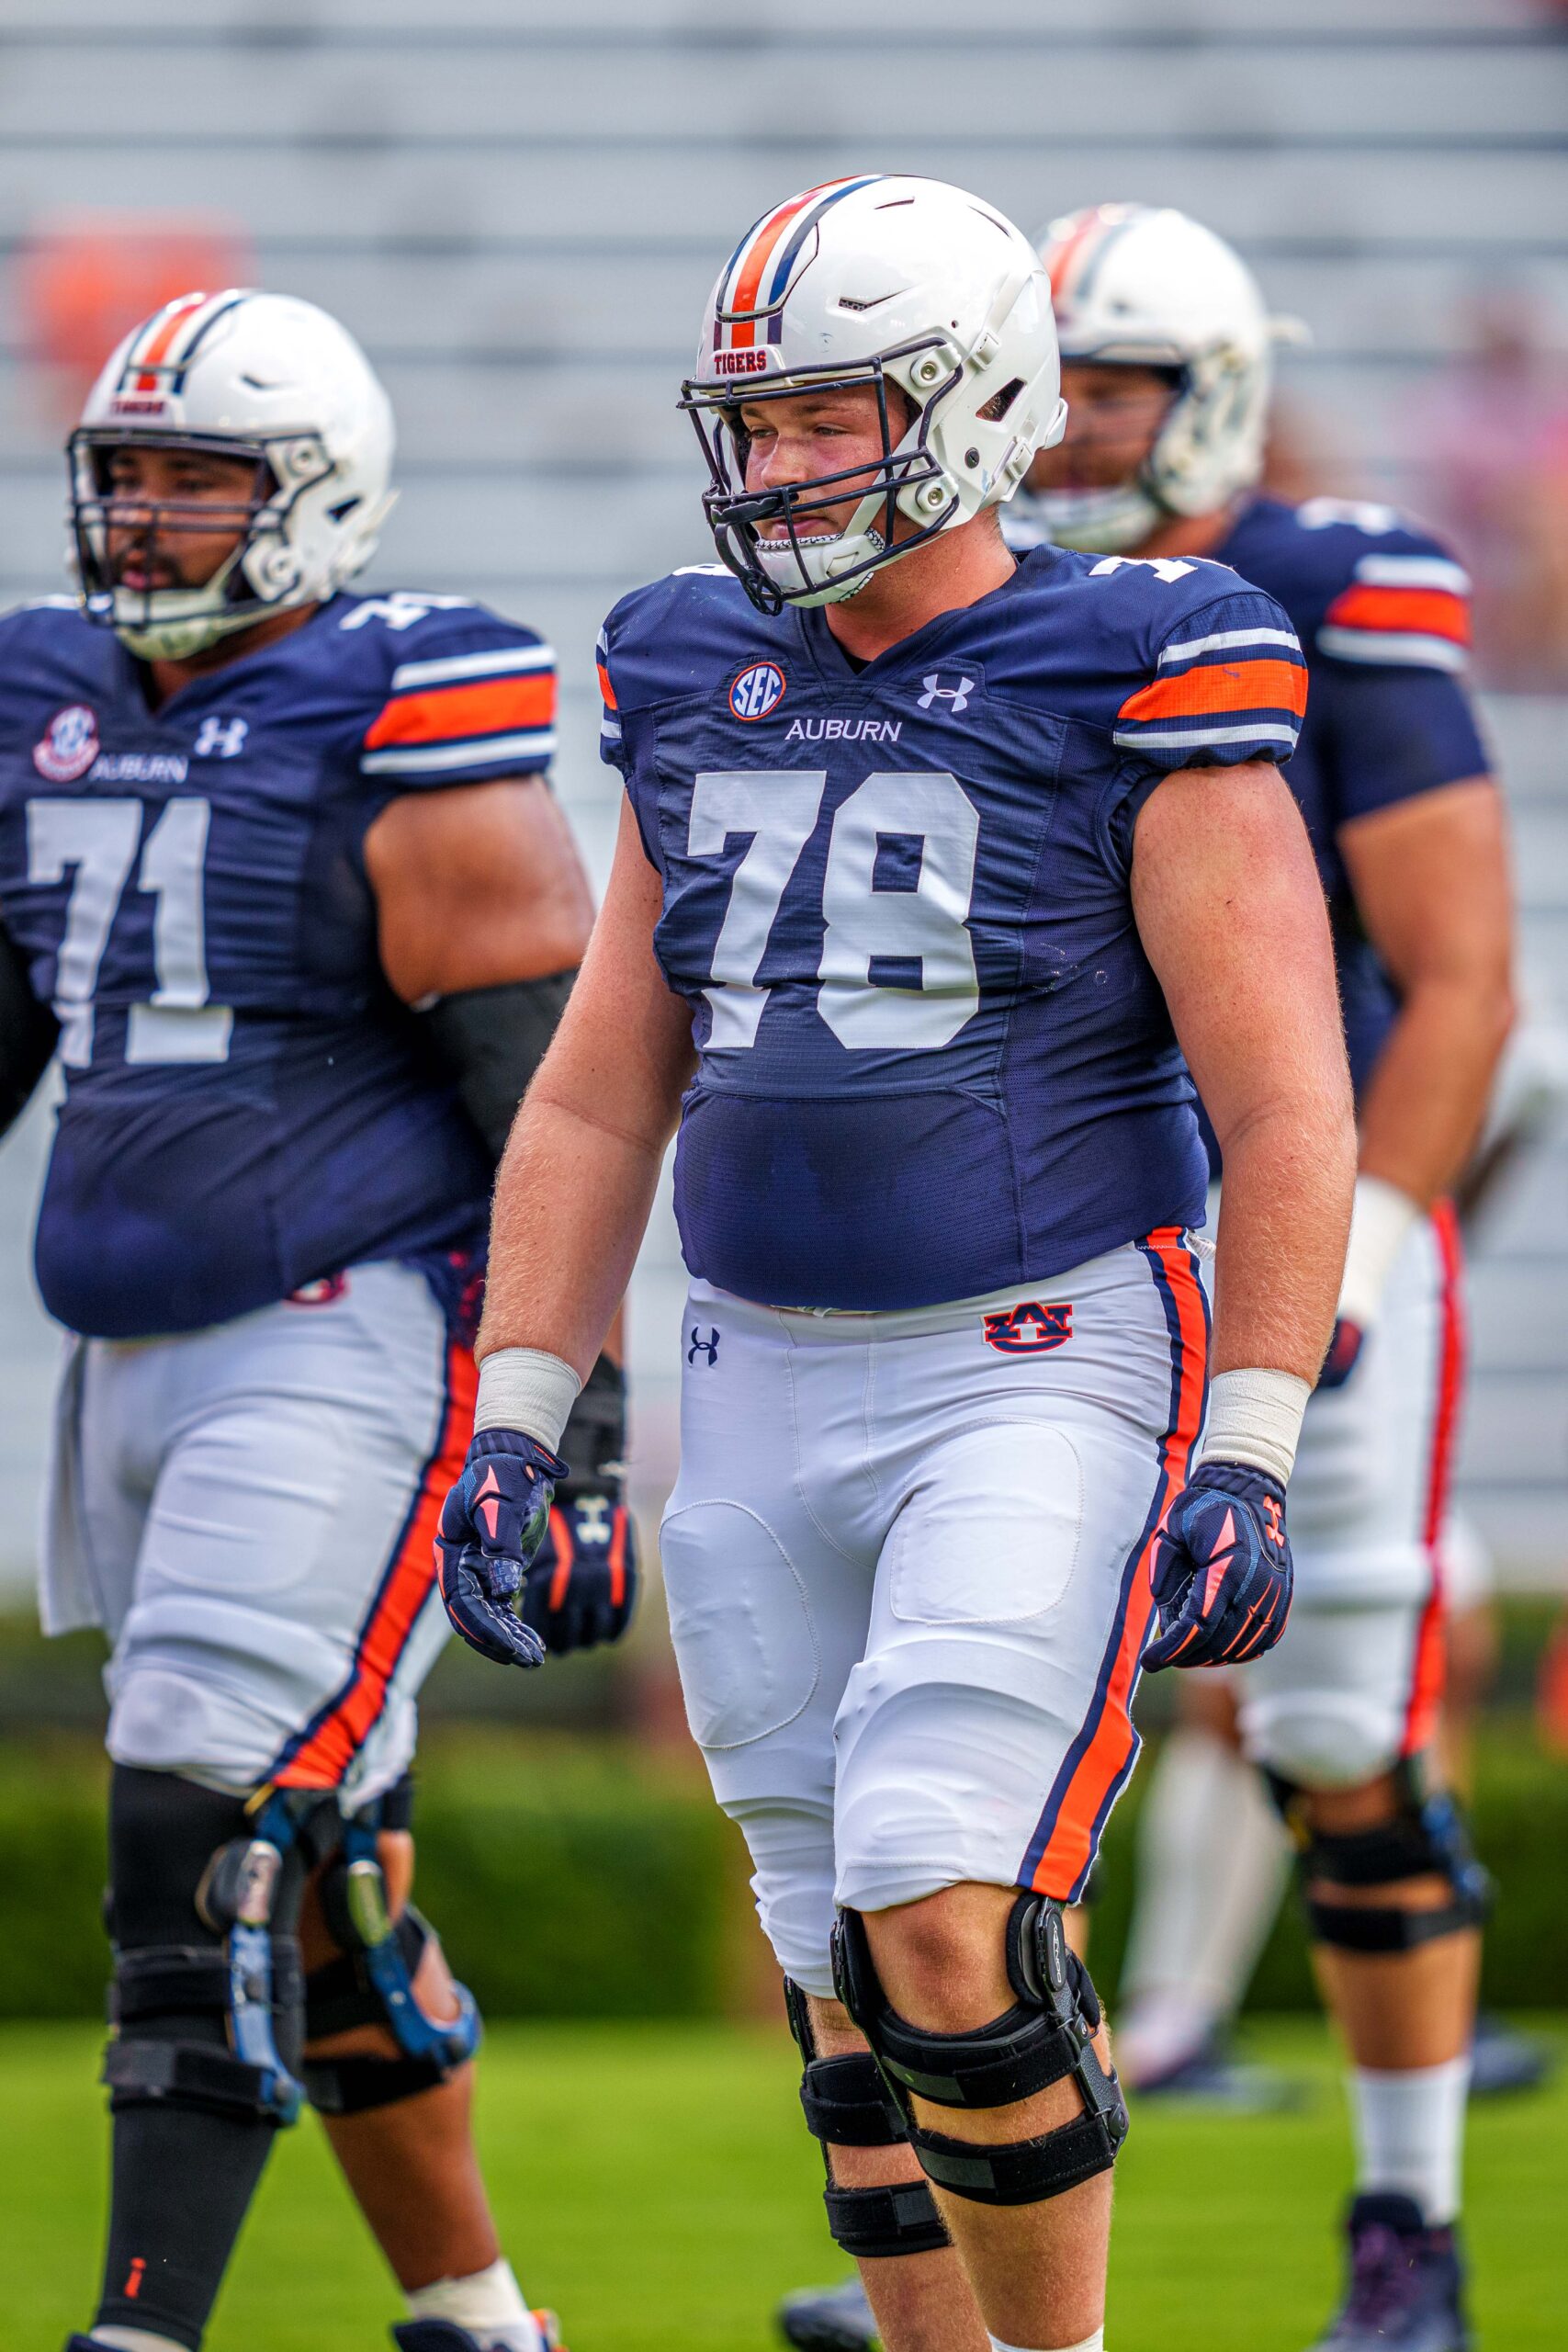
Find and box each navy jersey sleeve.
[1094,582,1306,869]
[1111,587,1307,775]
[1308,537,1490,823]
[597,583,691,874]
[354,603,556,789]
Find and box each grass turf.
[5,2018,1564,2351]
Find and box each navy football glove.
[435,1427,566,1668]
[1142,1462,1293,1671]
[1316,1317,1365,1390]
[521,1490,640,1654]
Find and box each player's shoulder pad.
[0,594,99,659]
[597,565,758,718]
[333,589,558,786]
[1277,497,1472,673]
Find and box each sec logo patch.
[33,704,99,783]
[729,662,786,721]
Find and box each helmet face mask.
[69,289,396,660]
[681,345,959,614]
[682,176,1067,613]
[69,428,314,661]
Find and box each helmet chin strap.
[1018,476,1168,554]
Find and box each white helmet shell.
[71,288,396,658]
[681,175,1067,608]
[1021,204,1298,552]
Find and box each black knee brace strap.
[830,1896,1127,2208]
[105,1935,305,2125]
[783,1978,951,2258]
[1271,1759,1494,1955]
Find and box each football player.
[1014,206,1513,2352]
[434,175,1355,2352]
[0,289,638,2352]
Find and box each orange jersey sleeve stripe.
[1325,584,1471,644]
[364,673,557,751]
[1026,1229,1209,1900]
[596,661,618,712]
[273,1343,477,1788]
[1119,658,1308,726]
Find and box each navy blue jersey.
[600,545,1305,1311]
[1213,496,1490,1105]
[0,589,557,1339]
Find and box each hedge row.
[0,1719,1562,2019]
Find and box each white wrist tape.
[1337,1174,1421,1330]
[1195,1367,1312,1487]
[474,1348,581,1453]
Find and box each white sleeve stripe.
[361,728,556,775]
[389,644,555,691]
[1113,721,1300,750]
[1156,627,1301,665]
[1353,554,1471,594]
[1317,627,1467,673]
[600,717,623,739]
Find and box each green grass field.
[6,2018,1564,2351]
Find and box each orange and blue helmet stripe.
[713,175,886,354]
[116,288,254,398]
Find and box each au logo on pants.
[981,1301,1074,1355]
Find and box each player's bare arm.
[1338,775,1514,1206]
[475,797,694,1379]
[1133,757,1356,1384]
[365,775,593,1002]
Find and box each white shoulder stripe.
[389,644,554,692]
[1352,554,1470,595]
[1113,722,1300,751]
[362,728,556,775]
[1157,627,1300,666]
[1318,627,1467,673]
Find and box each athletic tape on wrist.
[474,1348,582,1451]
[1194,1367,1311,1486]
[1337,1174,1421,1330]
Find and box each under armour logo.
[917,673,974,714]
[574,1494,613,1546]
[193,714,249,758]
[1261,1494,1285,1549]
[688,1327,720,1366]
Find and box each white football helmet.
[1017,203,1303,552]
[680,175,1067,609]
[70,288,395,659]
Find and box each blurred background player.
[0,288,638,2352]
[1015,204,1515,2352]
[434,174,1355,2352]
[1110,1015,1568,2117]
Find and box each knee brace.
[1269,1753,1494,1954]
[301,1785,481,2116]
[104,1767,305,2129]
[783,1978,952,2260]
[830,1895,1127,2209]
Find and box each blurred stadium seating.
[1,0,1566,1589]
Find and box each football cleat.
[777,2277,880,2352]
[1310,2195,1471,2352]
[393,2313,565,2352]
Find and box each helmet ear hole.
[976,377,1025,424]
